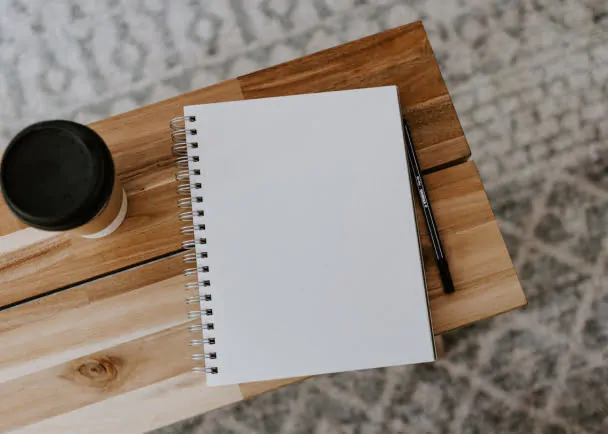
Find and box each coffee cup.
[1,120,127,238]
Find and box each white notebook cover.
[183,86,435,387]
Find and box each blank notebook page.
[184,86,435,387]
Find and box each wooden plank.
[417,162,526,332]
[0,183,178,307]
[238,21,470,172]
[0,22,469,309]
[0,162,524,433]
[0,254,245,433]
[0,254,229,433]
[1,326,191,431]
[0,80,244,308]
[0,253,184,335]
[0,256,186,383]
[12,374,243,434]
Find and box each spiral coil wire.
[171,115,217,375]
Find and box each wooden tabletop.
[0,22,525,433]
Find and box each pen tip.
[443,280,456,294]
[438,260,456,294]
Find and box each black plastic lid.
[1,120,115,231]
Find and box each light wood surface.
[0,162,525,433]
[0,22,524,434]
[418,162,526,331]
[0,80,244,308]
[0,21,469,308]
[239,22,470,172]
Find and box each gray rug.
[1,1,607,433]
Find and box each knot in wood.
[76,356,119,387]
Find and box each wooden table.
[0,22,526,433]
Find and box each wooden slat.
[0,80,244,307]
[0,22,516,432]
[12,374,243,434]
[0,254,235,433]
[0,254,244,433]
[0,255,186,383]
[238,21,470,172]
[418,162,526,332]
[0,253,183,335]
[0,22,469,309]
[0,162,524,434]
[1,326,191,431]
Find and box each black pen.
[402,119,455,294]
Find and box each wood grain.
[12,374,243,434]
[0,162,524,433]
[417,162,526,332]
[0,80,244,308]
[0,255,186,382]
[0,22,522,433]
[0,254,234,432]
[0,253,244,433]
[238,22,470,172]
[0,22,469,308]
[1,326,191,431]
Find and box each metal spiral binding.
[171,115,218,375]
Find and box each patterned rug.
[1,1,607,433]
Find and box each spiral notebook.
[172,86,435,387]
